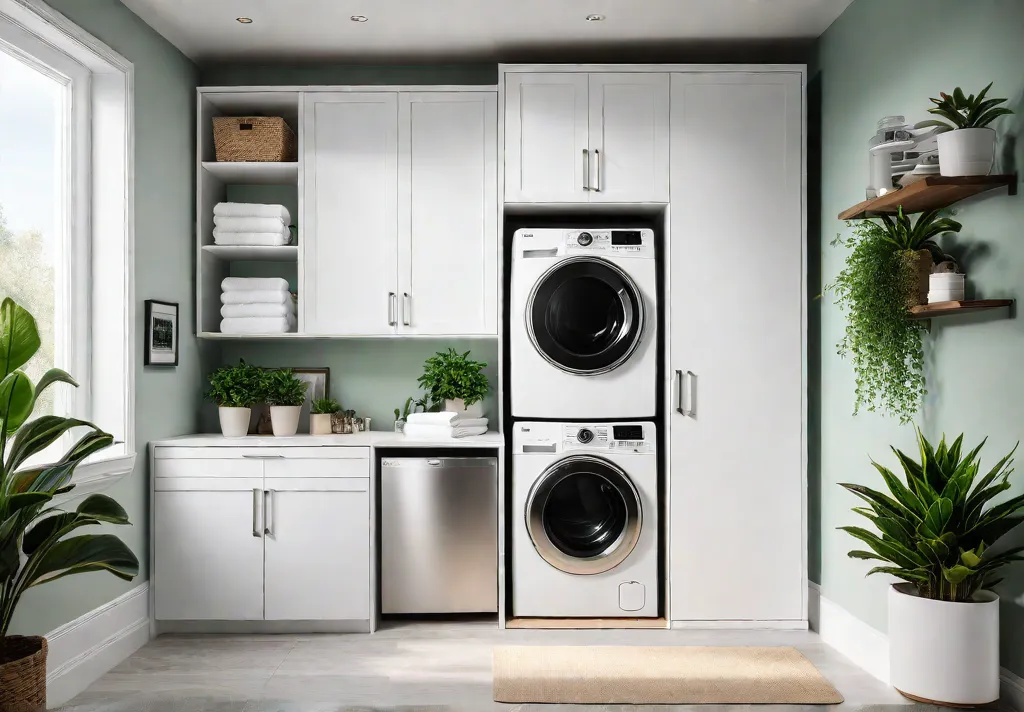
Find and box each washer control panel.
[564,229,654,257]
[513,421,655,454]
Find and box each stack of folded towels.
[220,277,296,334]
[213,202,292,246]
[404,411,488,439]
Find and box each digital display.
[613,425,644,441]
[611,230,643,246]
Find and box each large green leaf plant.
[840,428,1024,602]
[0,298,138,638]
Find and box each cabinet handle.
[678,370,696,418]
[582,149,592,191]
[264,489,274,537]
[242,454,284,459]
[388,292,397,327]
[252,488,262,538]
[593,149,601,192]
[402,293,411,326]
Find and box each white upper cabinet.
[398,93,498,335]
[503,72,669,203]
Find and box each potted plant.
[919,83,1014,176]
[206,359,262,438]
[0,299,139,712]
[310,397,339,435]
[839,428,1024,706]
[877,208,962,306]
[416,348,490,418]
[260,368,308,437]
[394,397,414,433]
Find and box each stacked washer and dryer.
[510,227,660,619]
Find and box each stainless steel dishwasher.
[380,457,498,614]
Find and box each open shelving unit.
[839,175,1016,220]
[201,161,299,185]
[909,299,1014,320]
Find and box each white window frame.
[1,0,135,494]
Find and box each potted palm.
[206,360,262,438]
[919,83,1014,176]
[839,428,1024,706]
[0,298,138,712]
[309,397,340,435]
[260,369,308,437]
[416,349,489,418]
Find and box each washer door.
[526,455,642,575]
[527,256,645,375]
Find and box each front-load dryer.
[512,421,659,618]
[511,228,657,419]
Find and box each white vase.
[938,128,996,176]
[309,413,333,435]
[444,398,483,418]
[218,407,251,438]
[270,405,301,437]
[889,583,1000,705]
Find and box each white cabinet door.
[669,73,804,623]
[263,475,371,621]
[154,486,265,620]
[588,74,670,203]
[504,73,589,203]
[303,93,398,335]
[398,93,498,335]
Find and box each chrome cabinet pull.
[402,293,411,326]
[675,370,685,415]
[252,488,262,538]
[242,454,284,459]
[388,292,397,326]
[593,149,601,192]
[264,489,275,537]
[582,149,592,191]
[682,370,696,418]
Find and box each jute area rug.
[493,645,845,705]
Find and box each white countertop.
[151,431,504,449]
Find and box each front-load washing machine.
[510,228,657,419]
[512,421,659,618]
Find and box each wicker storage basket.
[213,116,297,162]
[0,636,47,712]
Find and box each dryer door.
[526,454,642,575]
[527,256,645,375]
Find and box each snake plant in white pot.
[0,298,138,711]
[840,428,1024,706]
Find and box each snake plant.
[840,428,1024,602]
[0,298,138,637]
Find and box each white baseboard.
[45,582,150,708]
[671,619,808,630]
[808,582,1024,711]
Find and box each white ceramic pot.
[218,406,251,438]
[444,398,484,418]
[309,412,333,435]
[889,583,1000,705]
[938,128,996,176]
[270,405,301,437]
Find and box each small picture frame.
[144,300,179,366]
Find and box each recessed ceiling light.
[350,15,368,22]
[235,17,253,24]
[585,14,605,21]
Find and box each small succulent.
[920,83,1014,131]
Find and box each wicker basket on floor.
[0,636,47,712]
[213,116,297,162]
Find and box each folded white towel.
[406,412,460,426]
[213,215,289,233]
[222,277,290,292]
[213,229,291,246]
[220,314,296,334]
[221,302,295,318]
[221,290,294,305]
[402,424,489,439]
[214,202,291,223]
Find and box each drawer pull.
[242,454,285,459]
[252,488,262,537]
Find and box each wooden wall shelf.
[909,299,1013,319]
[839,175,1016,220]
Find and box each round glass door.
[527,256,645,375]
[526,455,642,575]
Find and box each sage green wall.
[9,0,206,635]
[814,0,1024,675]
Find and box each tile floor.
[60,620,937,712]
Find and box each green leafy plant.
[0,298,138,637]
[206,360,263,408]
[920,83,1014,130]
[417,349,489,407]
[394,396,414,422]
[840,428,1024,602]
[877,207,961,260]
[260,369,308,407]
[310,397,340,415]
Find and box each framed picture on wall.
[144,300,179,366]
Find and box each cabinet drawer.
[155,458,261,479]
[265,458,369,479]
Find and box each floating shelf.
[909,299,1013,319]
[202,245,297,261]
[201,161,299,185]
[839,175,1016,220]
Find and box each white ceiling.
[117,0,853,63]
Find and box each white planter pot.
[309,413,333,435]
[889,583,1000,705]
[938,128,996,176]
[218,407,251,438]
[270,405,302,437]
[444,398,484,418]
